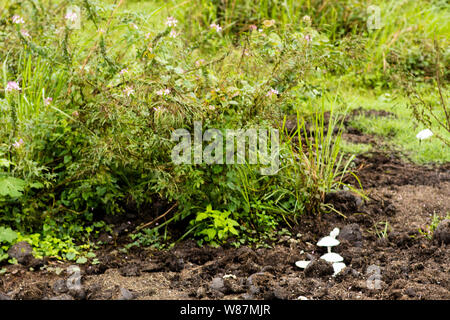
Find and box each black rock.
[324,191,364,214]
[433,219,450,245]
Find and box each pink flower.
[13,138,24,149]
[266,88,279,97]
[156,88,171,96]
[20,29,30,37]
[208,105,215,110]
[44,97,53,106]
[123,86,134,97]
[72,111,79,117]
[145,33,151,39]
[65,12,78,23]
[6,81,21,92]
[12,15,24,24]
[119,68,128,75]
[98,28,106,34]
[210,23,222,32]
[153,106,165,112]
[195,59,205,67]
[165,16,178,27]
[304,34,312,43]
[249,24,257,31]
[169,30,178,38]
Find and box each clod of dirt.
[433,219,450,245]
[388,232,414,248]
[119,264,141,277]
[338,224,363,247]
[52,279,68,294]
[325,191,364,214]
[223,277,246,294]
[304,259,334,278]
[69,287,86,300]
[7,241,33,265]
[118,288,135,300]
[0,292,11,300]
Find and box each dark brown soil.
[1,125,449,300]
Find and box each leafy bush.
[0,0,361,253]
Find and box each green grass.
[340,87,450,164]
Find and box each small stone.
[118,288,135,300]
[7,241,33,265]
[210,277,225,293]
[433,219,450,245]
[405,288,416,297]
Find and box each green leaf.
[196,212,209,221]
[0,177,27,198]
[0,159,11,168]
[0,227,18,243]
[200,228,216,241]
[76,257,87,264]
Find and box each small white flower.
[302,15,312,25]
[98,28,106,34]
[416,129,433,140]
[12,15,24,24]
[130,23,139,30]
[165,16,178,27]
[123,86,134,97]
